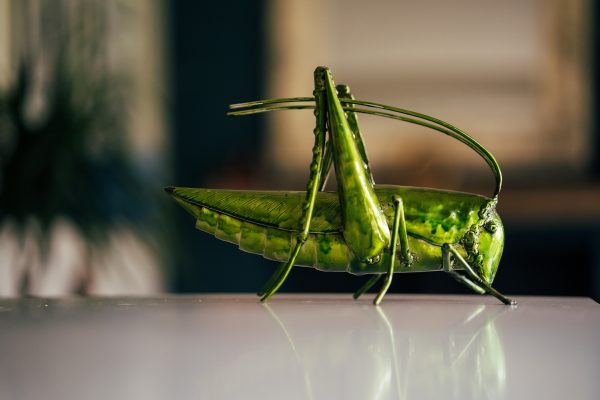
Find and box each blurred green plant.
[0,59,156,241]
[0,1,171,294]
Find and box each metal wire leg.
[353,275,382,300]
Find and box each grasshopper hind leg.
[340,82,384,301]
[336,84,375,186]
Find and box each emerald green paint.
[476,213,504,284]
[336,84,375,186]
[264,229,292,261]
[167,186,502,277]
[195,207,218,234]
[166,66,515,305]
[323,68,390,263]
[296,235,317,267]
[239,222,266,254]
[168,186,488,246]
[214,214,241,244]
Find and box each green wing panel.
[166,187,342,233]
[166,185,492,244]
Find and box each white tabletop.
[1,294,598,400]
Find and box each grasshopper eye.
[365,254,381,264]
[484,221,498,233]
[463,231,476,246]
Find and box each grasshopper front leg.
[374,196,413,305]
[442,244,516,305]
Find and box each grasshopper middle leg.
[373,196,412,305]
[352,196,413,303]
[353,274,382,300]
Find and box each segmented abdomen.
[195,206,352,271]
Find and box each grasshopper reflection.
[264,301,509,399]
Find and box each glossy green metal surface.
[165,185,504,278]
[167,186,486,241]
[321,68,390,262]
[168,66,513,305]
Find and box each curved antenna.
[341,99,502,197]
[228,98,503,198]
[228,104,314,116]
[229,97,314,109]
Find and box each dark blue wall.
[169,1,271,292]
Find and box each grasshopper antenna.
[227,98,502,199]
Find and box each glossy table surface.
[1,294,598,400]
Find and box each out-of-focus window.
[266,0,589,190]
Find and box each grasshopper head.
[476,211,505,284]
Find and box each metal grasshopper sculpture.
[166,66,516,306]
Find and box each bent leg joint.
[296,232,309,244]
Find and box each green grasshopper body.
[167,186,503,278]
[167,67,515,305]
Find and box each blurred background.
[0,0,598,301]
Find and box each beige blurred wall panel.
[267,0,589,176]
[266,0,332,173]
[106,0,169,159]
[0,0,13,89]
[0,0,169,159]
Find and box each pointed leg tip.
[260,290,277,303]
[501,297,517,306]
